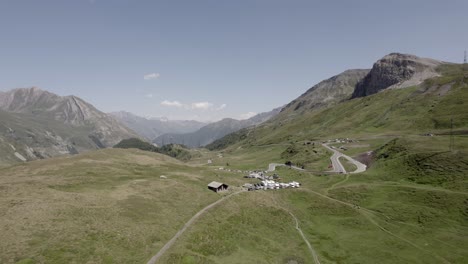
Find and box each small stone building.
[207,181,228,192]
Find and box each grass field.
[0,149,250,264]
[1,137,467,264]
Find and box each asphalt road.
[322,144,367,174]
[268,163,305,172]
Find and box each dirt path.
[288,211,321,264]
[271,195,321,264]
[302,189,451,264]
[325,173,349,195]
[146,190,245,264]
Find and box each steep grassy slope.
[0,110,100,165]
[280,69,369,115]
[208,64,468,151]
[0,88,138,164]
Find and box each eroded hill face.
[280,69,370,115]
[352,53,443,98]
[0,87,138,164]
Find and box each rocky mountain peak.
[351,53,442,98]
[0,87,139,159]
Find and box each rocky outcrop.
[352,53,442,98]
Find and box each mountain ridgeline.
[0,53,460,164]
[208,53,465,150]
[110,111,206,141]
[113,137,193,161]
[0,87,138,164]
[153,107,282,147]
[280,69,370,115]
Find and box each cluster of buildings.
[243,180,300,191]
[243,172,300,191]
[244,171,278,180]
[206,168,301,193]
[216,167,245,173]
[324,138,355,144]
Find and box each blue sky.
[1,0,467,121]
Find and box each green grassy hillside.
[208,64,468,151]
[113,138,195,161]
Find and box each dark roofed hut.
[207,181,228,192]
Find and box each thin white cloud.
[160,100,227,112]
[239,112,257,120]
[145,93,153,98]
[161,100,183,107]
[216,104,227,111]
[143,73,160,80]
[191,102,213,110]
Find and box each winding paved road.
[322,144,367,174]
[268,163,305,172]
[146,190,245,264]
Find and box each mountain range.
[0,87,138,164]
[152,107,282,147]
[208,52,455,149]
[0,53,453,165]
[110,111,206,141]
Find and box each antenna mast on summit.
[464,50,467,64]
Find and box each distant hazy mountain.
[153,107,282,147]
[0,87,138,164]
[110,111,206,140]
